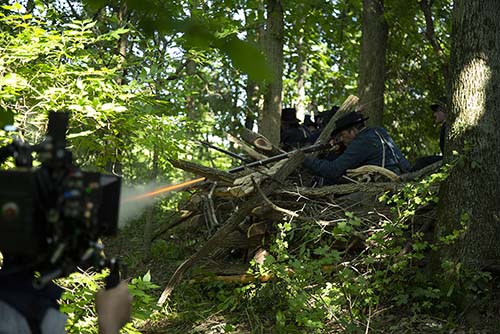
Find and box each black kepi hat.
[303,114,315,127]
[281,107,300,124]
[331,111,369,136]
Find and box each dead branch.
[278,182,402,198]
[169,159,236,184]
[313,95,359,147]
[157,151,306,305]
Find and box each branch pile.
[156,96,442,305]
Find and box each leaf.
[216,35,272,82]
[65,23,83,30]
[0,109,14,129]
[83,20,97,30]
[143,270,151,282]
[1,3,23,11]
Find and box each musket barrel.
[228,143,330,173]
[199,141,251,162]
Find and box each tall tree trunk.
[259,0,283,145]
[357,0,387,126]
[246,80,260,130]
[436,0,500,324]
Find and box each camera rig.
[0,112,121,287]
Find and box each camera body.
[0,112,121,284]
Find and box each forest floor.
[105,216,260,334]
[105,218,486,334]
[104,207,495,334]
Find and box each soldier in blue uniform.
[303,111,410,184]
[411,97,447,171]
[280,107,313,151]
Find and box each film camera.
[0,111,121,287]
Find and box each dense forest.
[0,0,499,333]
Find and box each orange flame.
[123,177,206,202]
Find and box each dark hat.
[303,114,315,127]
[430,97,447,111]
[331,111,369,136]
[281,107,299,124]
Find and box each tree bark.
[357,0,387,126]
[259,0,284,145]
[295,33,307,121]
[185,59,197,120]
[436,0,500,325]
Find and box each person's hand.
[328,137,345,154]
[96,281,133,334]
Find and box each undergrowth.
[157,165,492,333]
[57,270,160,333]
[59,165,496,333]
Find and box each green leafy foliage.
[58,270,159,334]
[161,168,471,333]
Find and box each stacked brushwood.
[155,96,442,305]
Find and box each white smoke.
[118,182,168,228]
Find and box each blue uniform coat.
[303,127,410,183]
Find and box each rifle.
[198,140,252,162]
[125,142,333,202]
[228,142,332,173]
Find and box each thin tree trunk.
[295,34,307,122]
[106,2,128,175]
[186,59,197,120]
[436,0,500,326]
[357,0,387,126]
[419,0,450,87]
[259,0,283,145]
[143,145,159,261]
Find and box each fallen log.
[347,165,401,182]
[228,159,288,197]
[400,160,443,181]
[278,182,402,198]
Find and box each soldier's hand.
[96,281,133,334]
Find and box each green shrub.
[58,269,160,333]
